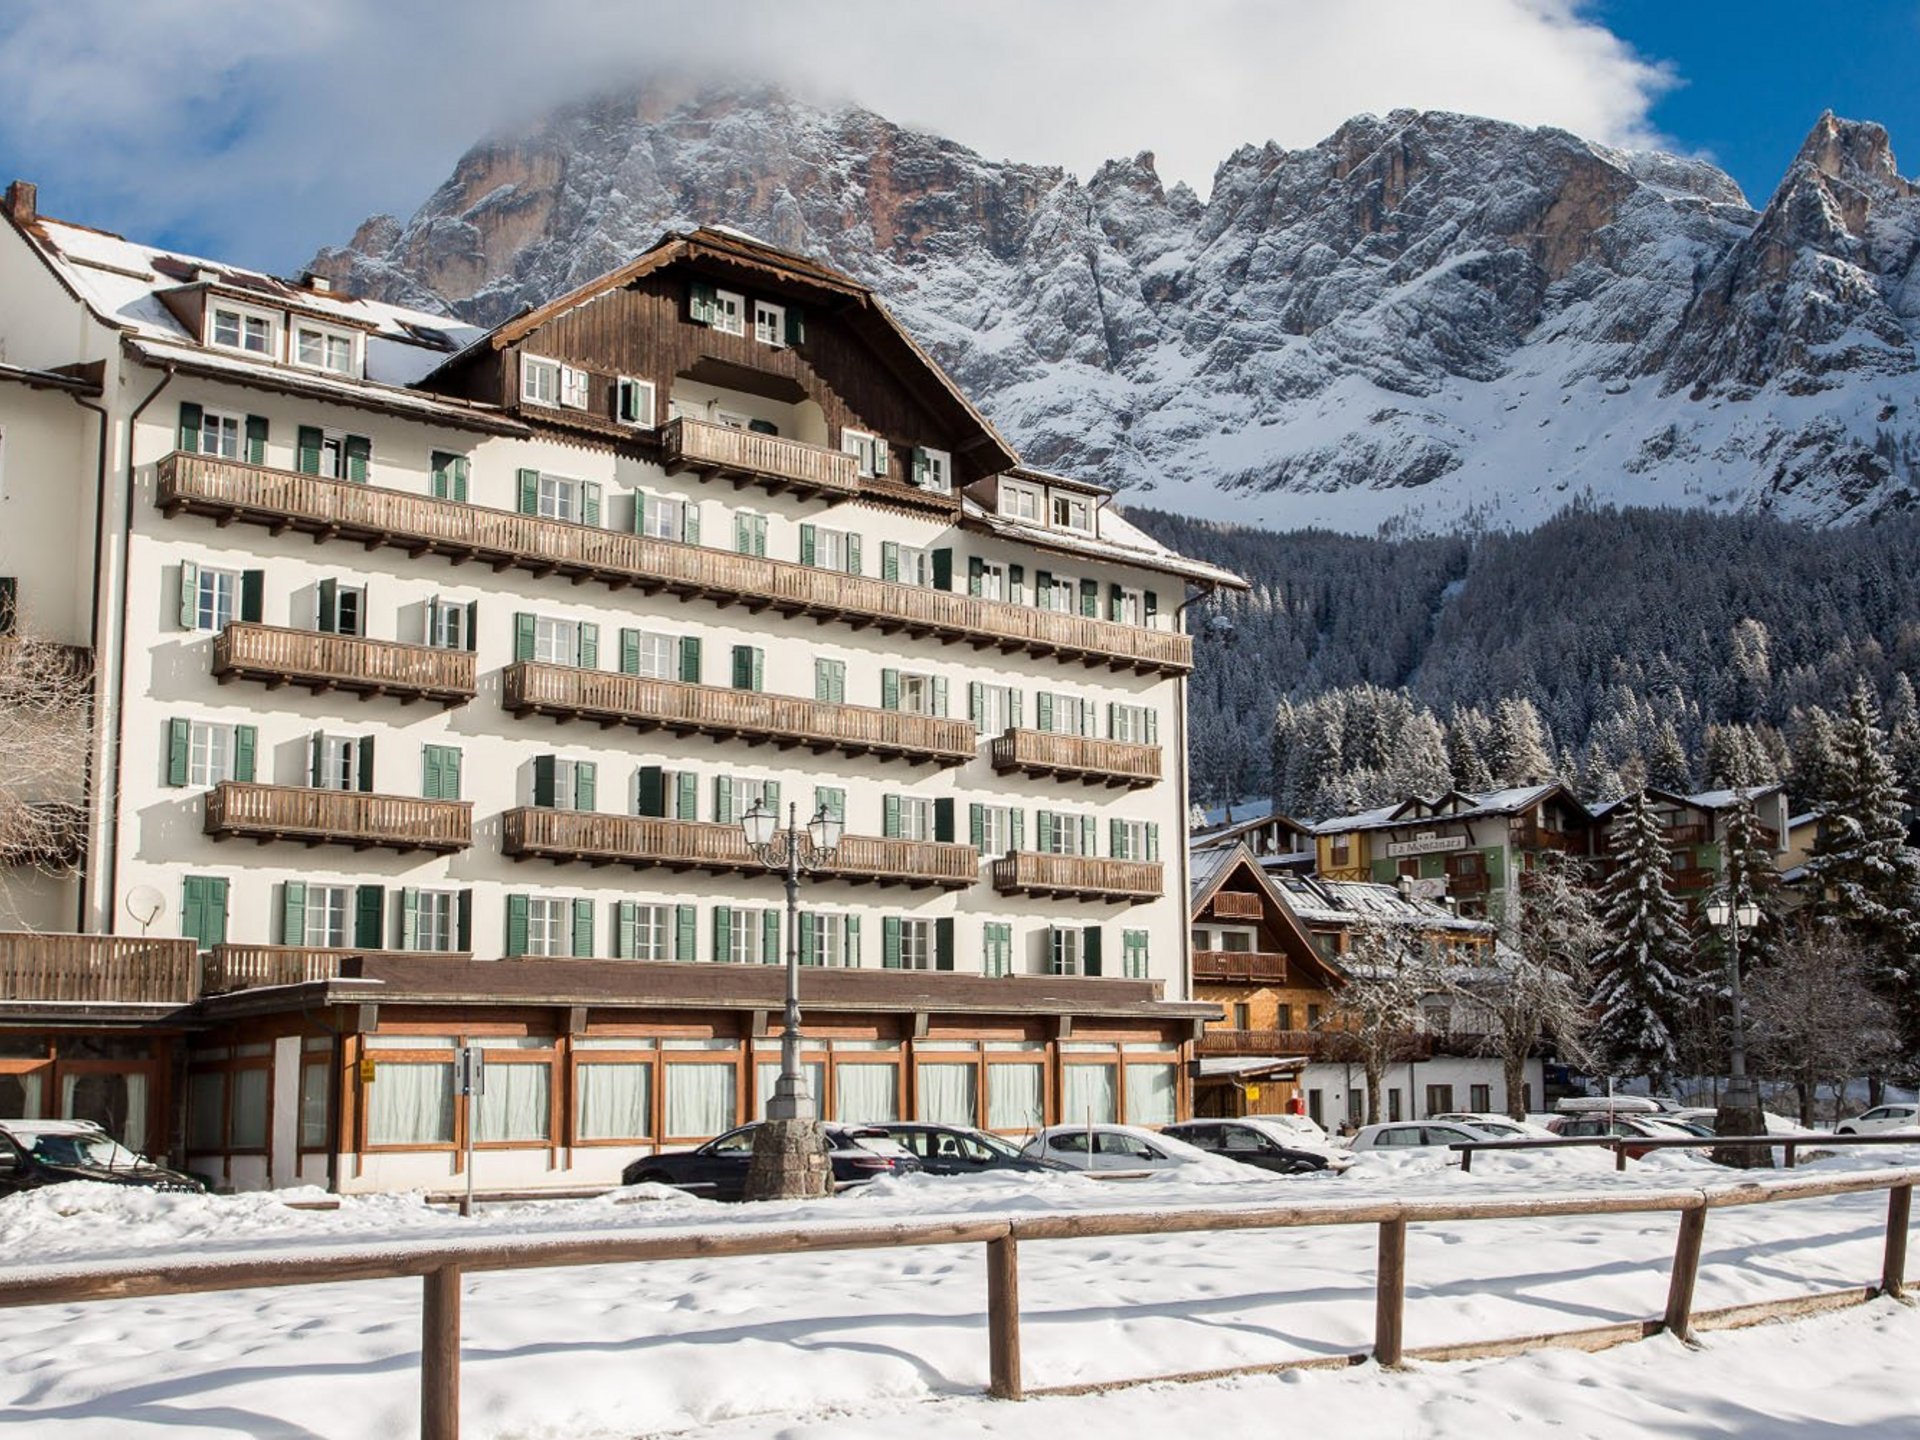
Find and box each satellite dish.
[125,885,166,935]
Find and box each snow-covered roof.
[959,496,1247,589]
[1196,1056,1308,1078]
[1187,844,1240,903]
[1270,874,1497,936]
[1686,785,1784,810]
[1312,783,1570,833]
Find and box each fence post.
[1614,1142,1628,1172]
[986,1234,1023,1401]
[1785,1142,1797,1170]
[422,1265,462,1440]
[1374,1217,1407,1367]
[1880,1184,1911,1300]
[1459,1147,1473,1175]
[1662,1204,1706,1342]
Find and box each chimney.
[4,180,36,225]
[301,271,333,294]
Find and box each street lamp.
[738,799,843,1200]
[1704,893,1766,1167]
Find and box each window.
[840,428,889,479]
[194,566,239,632]
[1111,587,1150,626]
[421,744,462,801]
[628,903,673,962]
[1214,927,1253,953]
[814,658,846,704]
[294,326,355,376]
[723,907,775,965]
[209,305,274,356]
[713,775,777,825]
[532,755,596,811]
[525,897,572,958]
[976,560,1007,600]
[315,579,364,637]
[802,524,861,574]
[294,427,370,482]
[299,1056,331,1148]
[733,511,767,556]
[1388,1091,1404,1123]
[1039,811,1089,856]
[1039,692,1093,736]
[428,597,475,651]
[577,1062,653,1141]
[1121,929,1149,979]
[1470,1084,1492,1113]
[187,722,240,786]
[982,922,1013,977]
[624,629,675,679]
[1307,1004,1324,1030]
[197,410,242,459]
[534,616,579,665]
[1110,702,1157,744]
[1330,837,1352,867]
[1232,1002,1251,1029]
[311,734,370,793]
[974,804,1020,858]
[1275,1004,1293,1031]
[539,474,582,522]
[1050,927,1082,975]
[1051,491,1093,532]
[412,890,460,952]
[635,766,698,820]
[1041,574,1078,612]
[892,796,934,842]
[753,300,785,346]
[1000,482,1040,521]
[897,919,933,971]
[304,885,350,948]
[638,494,686,542]
[803,912,859,968]
[616,376,656,428]
[1111,820,1159,862]
[971,682,1021,734]
[892,544,936,587]
[897,671,942,716]
[712,289,745,336]
[522,354,560,405]
[560,365,591,409]
[912,447,952,494]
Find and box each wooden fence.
[0,1166,1912,1439]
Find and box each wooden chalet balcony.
[213,622,476,707]
[1196,1027,1430,1063]
[203,944,472,994]
[502,809,977,889]
[1513,824,1581,852]
[158,453,1192,675]
[1192,949,1289,983]
[660,416,862,500]
[503,661,974,767]
[1208,891,1265,921]
[989,851,1161,904]
[1669,867,1717,890]
[1661,823,1708,846]
[989,728,1161,789]
[205,782,473,854]
[1444,872,1491,896]
[0,931,197,1005]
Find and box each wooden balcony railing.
[1513,824,1582,853]
[159,453,1192,675]
[213,622,476,707]
[989,851,1161,904]
[989,728,1161,789]
[1195,1027,1430,1062]
[1669,867,1717,890]
[1661,823,1708,846]
[502,809,978,889]
[0,931,197,1005]
[1208,891,1265,921]
[503,662,974,767]
[203,945,474,994]
[1445,872,1491,896]
[1192,949,1289,983]
[661,416,862,500]
[205,782,473,854]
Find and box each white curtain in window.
[754,1061,825,1120]
[60,1072,149,1153]
[474,1063,551,1143]
[1124,1063,1177,1126]
[230,1069,270,1148]
[666,1063,738,1137]
[0,1072,42,1120]
[367,1061,455,1145]
[917,1063,978,1126]
[299,1061,330,1149]
[986,1065,1044,1132]
[577,1063,653,1141]
[834,1064,900,1123]
[1062,1065,1116,1126]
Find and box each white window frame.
[629,630,675,680]
[208,302,278,358]
[537,473,581,522]
[814,527,858,574]
[1044,575,1078,612]
[616,376,657,428]
[314,734,361,793]
[1043,693,1090,736]
[188,721,238,787]
[918,447,952,494]
[896,545,934,587]
[979,804,1017,859]
[631,903,672,962]
[841,428,885,479]
[898,671,939,717]
[712,289,746,337]
[1114,820,1151,861]
[637,769,697,820]
[728,907,769,964]
[975,683,1017,735]
[1111,702,1152,743]
[416,890,459,953]
[1115,587,1146,626]
[195,567,240,632]
[305,885,350,949]
[898,797,934,843]
[899,918,934,971]
[525,897,571,958]
[1051,490,1094,533]
[198,410,242,460]
[292,323,357,377]
[1041,811,1086,856]
[430,600,470,651]
[808,913,857,968]
[521,354,562,406]
[978,561,1007,601]
[316,581,366,637]
[1000,481,1041,522]
[639,493,684,542]
[532,616,579,666]
[1049,926,1081,976]
[560,364,591,410]
[753,299,785,347]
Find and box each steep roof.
[961,496,1247,589]
[1270,873,1498,938]
[1313,782,1585,833]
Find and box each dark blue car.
[620,1122,921,1199]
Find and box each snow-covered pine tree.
[1647,719,1694,792]
[1589,788,1698,1084]
[1448,705,1496,792]
[1486,696,1555,788]
[1788,705,1845,807]
[1886,674,1920,806]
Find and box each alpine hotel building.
[0,181,1243,1193]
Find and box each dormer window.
[712,289,746,336]
[1051,492,1093,533]
[753,300,785,347]
[912,447,952,494]
[1000,481,1040,522]
[293,324,356,377]
[521,354,591,409]
[209,304,275,357]
[841,428,890,479]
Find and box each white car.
[1835,1103,1920,1136]
[1348,1120,1503,1153]
[1428,1112,1556,1139]
[1020,1124,1225,1172]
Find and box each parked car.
[1428,1112,1556,1139]
[1019,1124,1228,1172]
[1348,1120,1503,1154]
[1159,1118,1348,1174]
[1836,1103,1920,1136]
[1554,1094,1665,1117]
[865,1122,1070,1175]
[1548,1113,1705,1158]
[0,1119,204,1196]
[619,1122,921,1200]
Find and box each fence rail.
[1451,1129,1920,1173]
[0,1162,1910,1439]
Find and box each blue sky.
[0,1,1912,272]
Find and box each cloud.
[0,0,1675,269]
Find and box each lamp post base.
[743,1118,833,1201]
[1713,1095,1773,1169]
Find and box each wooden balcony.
[1196,1027,1429,1062]
[0,931,197,1005]
[205,782,472,854]
[989,850,1161,904]
[989,728,1161,789]
[1669,867,1717,890]
[503,661,974,767]
[213,622,475,707]
[1445,872,1490,896]
[1513,824,1582,853]
[1192,950,1289,983]
[502,809,978,889]
[660,416,861,500]
[158,453,1192,675]
[1208,891,1266,921]
[203,944,472,994]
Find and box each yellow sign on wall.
[1245,1086,1261,1102]
[359,1057,377,1084]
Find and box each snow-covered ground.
[1,1144,1916,1438]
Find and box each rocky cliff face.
[312,88,1920,532]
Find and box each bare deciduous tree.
[0,635,93,924]
[1747,917,1897,1126]
[1331,920,1451,1126]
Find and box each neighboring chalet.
[0,184,1244,1192]
[1189,802,1315,872]
[1590,785,1793,907]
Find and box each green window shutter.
[453,456,470,502]
[968,682,983,730]
[1083,926,1103,977]
[166,718,191,787]
[532,755,557,808]
[734,513,752,554]
[506,895,529,957]
[234,725,257,783]
[244,415,268,465]
[882,916,902,969]
[675,904,696,961]
[1144,591,1158,625]
[881,668,900,711]
[577,622,599,670]
[935,917,955,971]
[1147,822,1160,862]
[762,909,780,965]
[183,876,228,952]
[357,736,376,793]
[464,601,479,651]
[679,635,702,683]
[682,503,701,547]
[1009,564,1025,604]
[1038,811,1056,853]
[614,900,637,960]
[912,447,929,486]
[932,549,953,590]
[573,897,595,957]
[517,468,540,514]
[676,771,697,819]
[295,426,322,475]
[514,613,536,662]
[430,451,451,499]
[1009,808,1025,852]
[814,786,845,822]
[934,797,955,844]
[309,733,324,788]
[445,747,464,800]
[177,402,203,453]
[784,307,804,345]
[582,482,602,527]
[845,915,861,967]
[1009,689,1023,729]
[846,535,862,576]
[457,891,473,951]
[343,435,371,483]
[637,765,664,817]
[421,746,442,800]
[281,881,307,946]
[317,577,337,633]
[1081,816,1096,856]
[713,776,733,826]
[814,659,835,703]
[690,281,716,324]
[800,523,817,567]
[1111,818,1125,859]
[240,570,264,624]
[1036,570,1054,610]
[873,439,889,477]
[763,780,781,815]
[1037,692,1054,733]
[355,885,385,949]
[1145,710,1158,745]
[1081,700,1097,738]
[1109,583,1125,622]
[1124,930,1149,979]
[969,803,984,848]
[731,645,753,691]
[881,541,899,582]
[1080,578,1099,617]
[753,516,767,555]
[883,794,902,839]
[931,677,948,718]
[400,889,419,951]
[574,761,597,812]
[631,490,647,535]
[619,628,640,675]
[713,905,733,963]
[753,648,765,693]
[798,912,816,967]
[967,556,983,597]
[1106,702,1117,741]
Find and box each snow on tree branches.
[1587,789,1698,1083]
